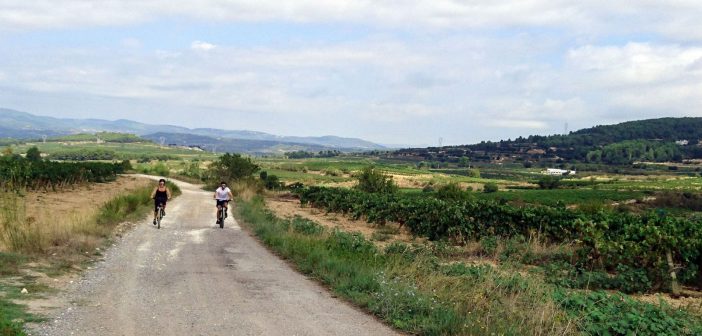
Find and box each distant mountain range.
[0,108,385,154]
[142,132,333,155]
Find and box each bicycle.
[217,204,227,229]
[155,203,165,229]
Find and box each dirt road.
[30,178,398,336]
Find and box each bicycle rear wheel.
[157,206,162,229]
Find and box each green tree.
[25,146,41,161]
[355,166,397,194]
[208,153,260,182]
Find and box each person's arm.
[150,187,157,199]
[167,187,172,200]
[213,190,217,199]
[228,190,234,200]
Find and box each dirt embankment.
[265,195,418,247]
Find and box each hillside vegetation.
[47,132,147,143]
[391,117,702,164]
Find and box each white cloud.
[191,41,216,51]
[3,4,702,144]
[565,43,702,115]
[567,43,702,86]
[2,1,702,41]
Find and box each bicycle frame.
[217,202,228,228]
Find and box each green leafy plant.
[206,153,260,184]
[354,166,397,194]
[436,183,470,201]
[483,182,498,193]
[555,290,702,335]
[296,186,702,291]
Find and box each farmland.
[251,155,702,335]
[11,141,216,161]
[3,140,702,335]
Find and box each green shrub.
[483,182,498,193]
[25,146,41,161]
[436,183,470,201]
[290,217,325,235]
[152,162,169,177]
[263,175,283,190]
[556,290,702,335]
[354,166,397,194]
[479,236,498,257]
[467,168,480,178]
[537,175,562,189]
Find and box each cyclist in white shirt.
[213,181,234,225]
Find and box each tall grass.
[0,192,42,252]
[0,181,181,254]
[237,197,576,335]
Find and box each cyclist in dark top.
[150,179,172,225]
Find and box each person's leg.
[153,201,158,224]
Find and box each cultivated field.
[3,141,702,335]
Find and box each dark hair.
[220,181,227,185]
[159,179,166,183]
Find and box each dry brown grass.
[0,176,151,255]
[230,180,261,202]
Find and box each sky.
[1,1,701,146]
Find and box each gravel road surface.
[29,177,397,336]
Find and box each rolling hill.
[0,108,385,153]
[390,117,702,164]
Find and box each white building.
[542,168,576,176]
